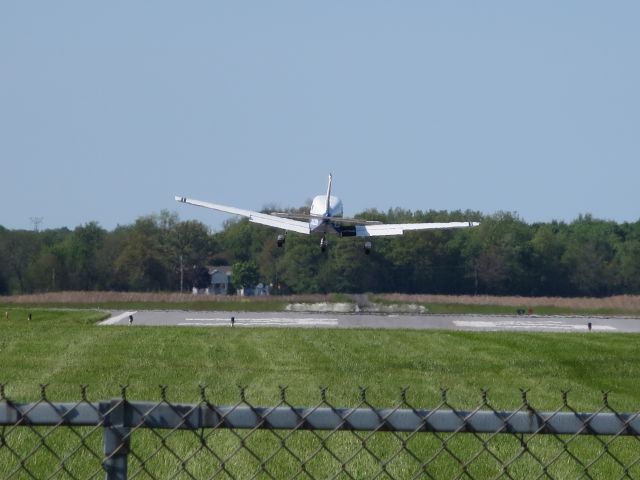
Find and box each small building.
[209,266,232,295]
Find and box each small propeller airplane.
[176,174,479,254]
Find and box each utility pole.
[179,255,184,293]
[474,263,479,296]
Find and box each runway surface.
[100,310,640,333]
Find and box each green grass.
[1,299,291,312]
[419,302,640,316]
[1,307,639,406]
[1,307,640,478]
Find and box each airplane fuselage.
[309,194,343,234]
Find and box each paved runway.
[100,310,640,333]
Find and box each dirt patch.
[286,302,427,314]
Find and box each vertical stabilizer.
[325,173,333,215]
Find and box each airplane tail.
[325,173,333,215]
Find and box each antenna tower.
[29,217,44,232]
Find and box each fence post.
[102,400,131,480]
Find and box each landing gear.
[364,241,372,255]
[320,236,328,252]
[277,234,285,248]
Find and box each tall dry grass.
[377,293,640,311]
[0,291,330,305]
[4,291,640,311]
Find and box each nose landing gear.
[320,236,328,252]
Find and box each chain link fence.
[1,384,640,479]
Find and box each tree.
[5,206,640,297]
[219,219,273,263]
[277,236,321,293]
[64,222,107,290]
[614,239,640,293]
[113,217,171,291]
[561,216,619,296]
[0,230,41,293]
[0,227,9,294]
[461,212,532,295]
[529,223,568,296]
[320,239,384,293]
[231,260,260,290]
[192,266,212,290]
[169,220,216,291]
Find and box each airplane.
[175,174,479,254]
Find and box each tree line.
[1,208,639,297]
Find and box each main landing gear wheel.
[364,241,372,255]
[276,234,285,248]
[320,236,328,252]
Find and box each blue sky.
[1,2,638,231]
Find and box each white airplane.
[175,174,479,254]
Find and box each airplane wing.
[175,196,311,234]
[355,221,480,237]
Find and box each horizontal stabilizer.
[270,212,382,225]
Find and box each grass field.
[1,306,639,406]
[1,306,639,477]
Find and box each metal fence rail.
[1,385,639,479]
